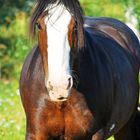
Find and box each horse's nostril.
[58,97,65,100]
[66,76,73,90]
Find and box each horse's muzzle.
[45,76,73,102]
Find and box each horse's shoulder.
[20,45,42,85]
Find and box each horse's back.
[84,16,140,58]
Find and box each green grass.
[109,137,114,140]
[0,80,26,140]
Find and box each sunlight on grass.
[108,137,114,140]
[0,80,26,140]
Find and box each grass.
[0,80,26,140]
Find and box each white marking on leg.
[84,24,90,28]
[109,123,116,132]
[138,106,140,111]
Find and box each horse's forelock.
[30,0,84,48]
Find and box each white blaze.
[44,4,72,101]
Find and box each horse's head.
[30,0,84,102]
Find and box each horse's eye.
[36,23,42,30]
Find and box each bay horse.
[20,0,140,139]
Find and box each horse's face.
[38,5,77,102]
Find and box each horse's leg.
[25,118,49,140]
[114,121,136,140]
[26,130,49,140]
[92,129,105,140]
[26,131,50,140]
[26,133,48,140]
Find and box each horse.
[20,0,140,139]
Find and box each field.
[0,80,25,140]
[0,0,140,139]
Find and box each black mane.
[30,0,84,48]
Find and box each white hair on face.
[44,4,72,101]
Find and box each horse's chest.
[64,103,95,139]
[44,90,96,139]
[45,105,65,137]
[45,102,95,139]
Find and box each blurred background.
[0,0,140,139]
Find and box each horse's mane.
[30,0,84,48]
